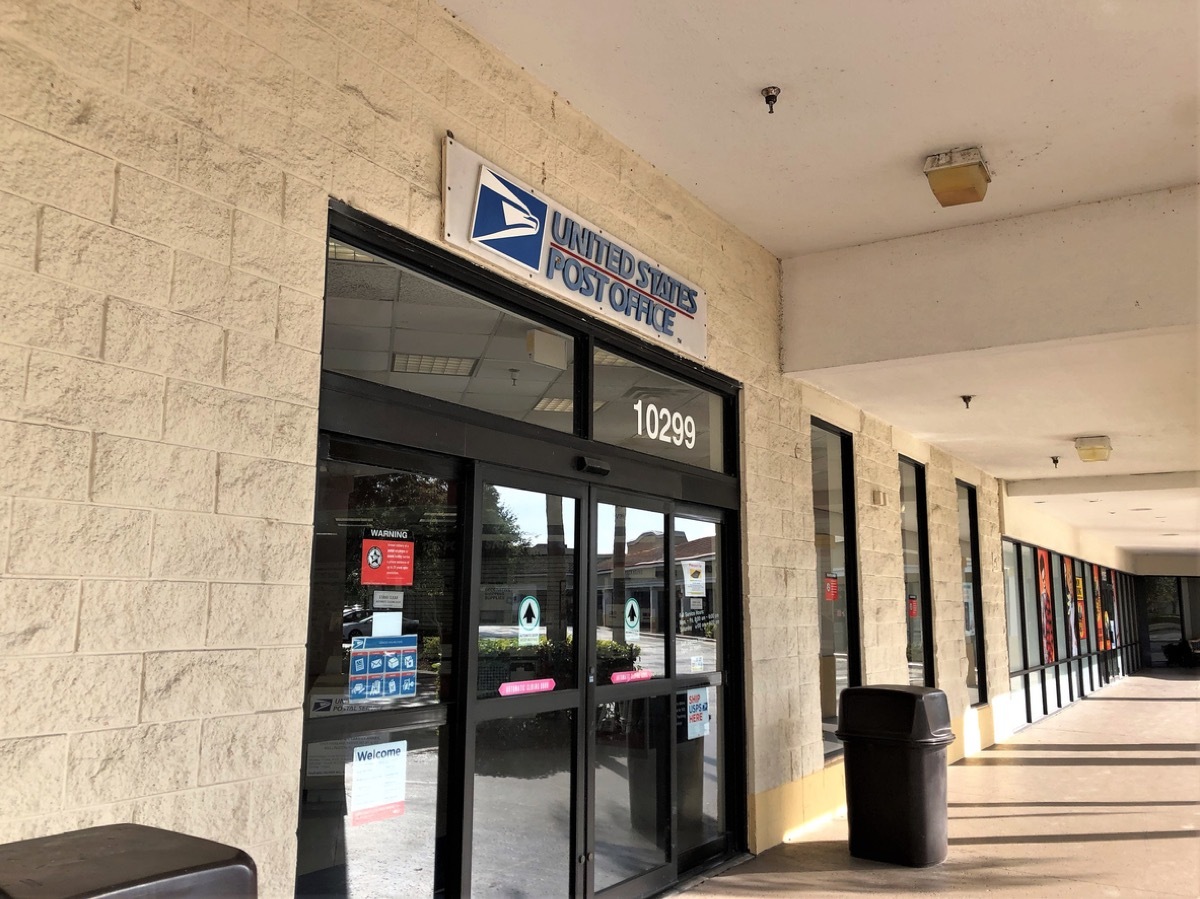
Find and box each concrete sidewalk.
[679,669,1200,898]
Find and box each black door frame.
[311,203,747,897]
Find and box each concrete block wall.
[0,0,1012,886]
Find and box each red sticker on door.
[361,539,414,586]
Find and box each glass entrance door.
[467,472,584,897]
[298,445,733,898]
[465,471,729,897]
[590,500,728,896]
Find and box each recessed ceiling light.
[533,398,605,413]
[327,239,382,262]
[1131,507,1152,512]
[1034,500,1046,504]
[595,348,637,367]
[1087,499,1101,503]
[392,353,477,376]
[534,397,574,413]
[1161,533,1180,537]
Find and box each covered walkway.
[679,670,1200,898]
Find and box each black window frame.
[811,418,862,756]
[899,455,935,687]
[301,203,749,897]
[956,480,987,706]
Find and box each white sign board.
[348,740,407,827]
[373,590,405,610]
[683,560,706,598]
[444,138,707,362]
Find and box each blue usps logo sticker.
[470,165,547,271]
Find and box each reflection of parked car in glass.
[343,613,373,640]
[342,610,419,642]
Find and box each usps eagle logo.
[469,166,547,271]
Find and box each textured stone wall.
[0,0,1009,888]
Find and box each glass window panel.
[1107,570,1122,649]
[1030,670,1045,721]
[1065,556,1084,657]
[957,483,984,705]
[1079,564,1096,653]
[324,238,576,435]
[307,459,459,709]
[1032,547,1051,667]
[899,460,930,685]
[297,722,447,898]
[595,503,666,681]
[1080,558,1094,656]
[813,424,856,753]
[592,345,725,472]
[675,517,722,676]
[1020,545,1040,670]
[594,695,672,891]
[1053,557,1069,661]
[1003,541,1023,674]
[1089,564,1106,653]
[1009,676,1027,724]
[472,711,574,897]
[675,686,724,855]
[478,485,576,697]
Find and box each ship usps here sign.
[443,138,707,362]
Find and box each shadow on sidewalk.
[679,841,1078,895]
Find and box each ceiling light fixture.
[392,353,477,376]
[923,147,991,206]
[1074,435,1113,463]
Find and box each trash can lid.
[834,685,955,744]
[0,824,255,899]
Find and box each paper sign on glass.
[682,560,706,597]
[348,740,407,826]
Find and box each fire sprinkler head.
[761,86,781,114]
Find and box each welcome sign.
[443,138,707,361]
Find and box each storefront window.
[899,458,932,686]
[592,345,725,472]
[956,482,986,705]
[812,422,859,753]
[297,450,459,896]
[323,239,576,434]
[1003,541,1023,673]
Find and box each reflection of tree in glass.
[481,484,531,582]
[344,472,454,609]
[343,476,527,607]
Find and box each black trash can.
[0,823,256,898]
[835,685,955,867]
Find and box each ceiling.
[442,0,1200,560]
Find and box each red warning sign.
[824,575,839,602]
[907,595,919,618]
[361,539,414,586]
